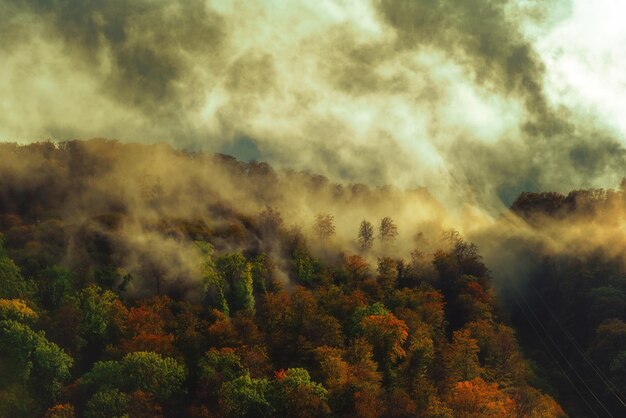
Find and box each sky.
[1,0,625,209]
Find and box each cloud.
[0,0,624,209]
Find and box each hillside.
[0,140,583,417]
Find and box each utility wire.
[512,283,614,417]
[508,282,608,417]
[528,281,626,409]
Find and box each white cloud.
[536,0,626,139]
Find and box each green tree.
[293,248,316,285]
[38,265,76,311]
[219,375,273,418]
[81,351,186,402]
[216,253,255,314]
[272,368,330,418]
[199,348,249,401]
[78,285,119,344]
[84,389,129,418]
[80,360,125,393]
[0,319,73,406]
[0,235,31,299]
[350,303,390,335]
[251,254,271,294]
[121,351,186,400]
[196,241,229,314]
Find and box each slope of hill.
[3,139,622,416]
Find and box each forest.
[0,140,624,417]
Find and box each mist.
[1,0,625,211]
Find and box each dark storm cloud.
[16,0,224,109]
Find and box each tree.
[0,235,31,299]
[344,255,370,286]
[80,360,125,394]
[358,220,374,253]
[43,404,75,418]
[350,302,390,335]
[219,375,273,418]
[198,348,248,401]
[0,319,73,406]
[376,257,397,291]
[271,368,330,418]
[196,241,229,314]
[119,300,175,356]
[0,298,37,324]
[121,351,186,400]
[379,217,398,251]
[445,329,482,382]
[314,214,336,248]
[293,248,316,285]
[78,285,119,344]
[216,253,255,314]
[360,313,409,368]
[38,265,77,311]
[446,378,515,417]
[81,351,186,402]
[84,389,128,418]
[251,254,271,294]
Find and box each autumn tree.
[118,302,176,356]
[379,217,398,251]
[445,329,482,382]
[314,213,336,248]
[358,220,374,253]
[446,377,515,417]
[344,254,370,287]
[43,404,75,418]
[315,343,384,418]
[0,298,37,324]
[360,312,409,371]
[376,257,397,291]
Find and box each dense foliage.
[2,140,618,416]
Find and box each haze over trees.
[314,214,336,249]
[358,220,374,253]
[0,140,624,416]
[379,217,398,252]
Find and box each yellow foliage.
[0,298,37,322]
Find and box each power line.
[508,281,610,417]
[528,281,626,410]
